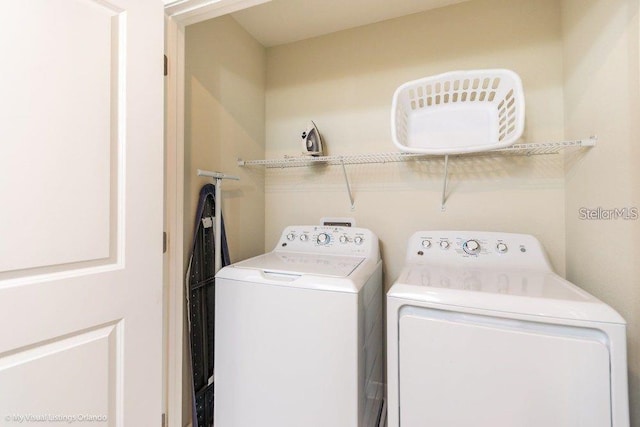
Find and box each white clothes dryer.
[387,231,629,427]
[215,225,384,427]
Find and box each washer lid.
[231,252,365,277]
[389,265,625,323]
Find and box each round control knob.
[421,239,431,248]
[463,239,481,254]
[440,240,450,250]
[286,233,296,241]
[496,242,508,253]
[300,234,308,242]
[339,235,348,244]
[354,236,364,245]
[317,233,330,245]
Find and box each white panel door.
[0,0,163,425]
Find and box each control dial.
[339,235,348,244]
[317,233,330,245]
[286,232,296,241]
[463,239,481,255]
[300,234,308,242]
[440,240,450,250]
[354,236,364,245]
[496,242,508,253]
[421,239,431,248]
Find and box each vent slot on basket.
[498,89,518,142]
[392,69,525,155]
[408,77,501,112]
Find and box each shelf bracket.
[340,158,356,211]
[441,155,449,211]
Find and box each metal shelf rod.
[197,169,239,274]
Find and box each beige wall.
[264,0,566,289]
[185,15,266,264]
[184,16,266,426]
[562,0,640,424]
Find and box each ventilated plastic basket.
[391,69,525,154]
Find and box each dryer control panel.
[406,231,551,270]
[276,225,380,259]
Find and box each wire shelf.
[237,137,596,168]
[237,137,596,211]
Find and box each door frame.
[163,1,270,425]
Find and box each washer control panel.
[276,225,379,258]
[408,231,550,269]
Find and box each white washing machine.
[387,231,629,427]
[215,225,385,427]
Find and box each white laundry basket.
[391,69,525,154]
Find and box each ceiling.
[231,0,471,47]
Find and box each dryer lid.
[389,265,625,324]
[400,265,589,300]
[231,251,365,277]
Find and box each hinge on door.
[163,232,168,254]
[164,55,168,76]
[161,413,166,427]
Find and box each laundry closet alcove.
[164,1,640,426]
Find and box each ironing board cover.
[186,184,230,427]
